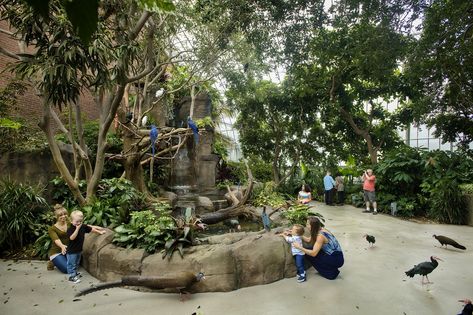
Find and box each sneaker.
[68,276,81,284]
[47,260,54,271]
[76,272,82,278]
[362,210,371,213]
[372,211,378,215]
[297,275,307,283]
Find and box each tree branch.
[129,11,152,41]
[0,27,14,36]
[0,46,20,60]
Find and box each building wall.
[0,20,99,129]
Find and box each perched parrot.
[262,207,271,232]
[187,117,199,145]
[150,125,158,156]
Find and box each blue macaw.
[150,125,158,156]
[187,117,199,145]
[262,207,271,232]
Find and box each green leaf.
[182,226,190,239]
[0,118,22,129]
[138,0,175,12]
[63,0,98,45]
[164,238,176,251]
[177,243,184,258]
[114,225,132,234]
[300,161,307,179]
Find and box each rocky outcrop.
[196,196,214,214]
[82,230,297,292]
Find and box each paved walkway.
[1,201,472,315]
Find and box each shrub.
[112,202,175,253]
[349,191,365,208]
[0,178,49,250]
[252,182,286,208]
[50,176,85,209]
[95,178,147,224]
[420,150,473,224]
[32,211,56,259]
[51,177,148,227]
[459,183,473,195]
[281,204,325,226]
[246,155,273,183]
[375,146,424,198]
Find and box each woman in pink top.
[362,169,377,215]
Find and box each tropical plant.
[162,207,196,260]
[32,212,57,259]
[112,202,175,253]
[0,178,49,250]
[252,182,286,208]
[281,204,325,226]
[51,176,148,227]
[420,150,473,224]
[50,177,86,210]
[374,146,425,216]
[95,178,148,223]
[375,146,424,195]
[348,191,365,208]
[81,200,118,228]
[195,116,214,128]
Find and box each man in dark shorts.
[362,169,377,215]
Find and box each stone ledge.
[82,231,296,292]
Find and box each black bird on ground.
[405,256,442,284]
[433,234,466,250]
[363,234,376,247]
[76,272,205,300]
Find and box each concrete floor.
[1,201,472,315]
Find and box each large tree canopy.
[406,0,473,148]
[232,79,324,184]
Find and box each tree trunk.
[272,141,281,185]
[124,156,150,195]
[121,110,152,195]
[365,134,378,164]
[339,107,378,164]
[39,101,86,206]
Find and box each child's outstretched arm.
[91,226,106,235]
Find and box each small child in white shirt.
[281,224,306,282]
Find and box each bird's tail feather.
[75,280,123,297]
[452,243,466,250]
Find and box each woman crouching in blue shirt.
[292,216,344,280]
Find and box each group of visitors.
[323,171,345,206]
[298,171,346,206]
[299,169,376,210]
[48,204,105,284]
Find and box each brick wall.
[0,20,99,129]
